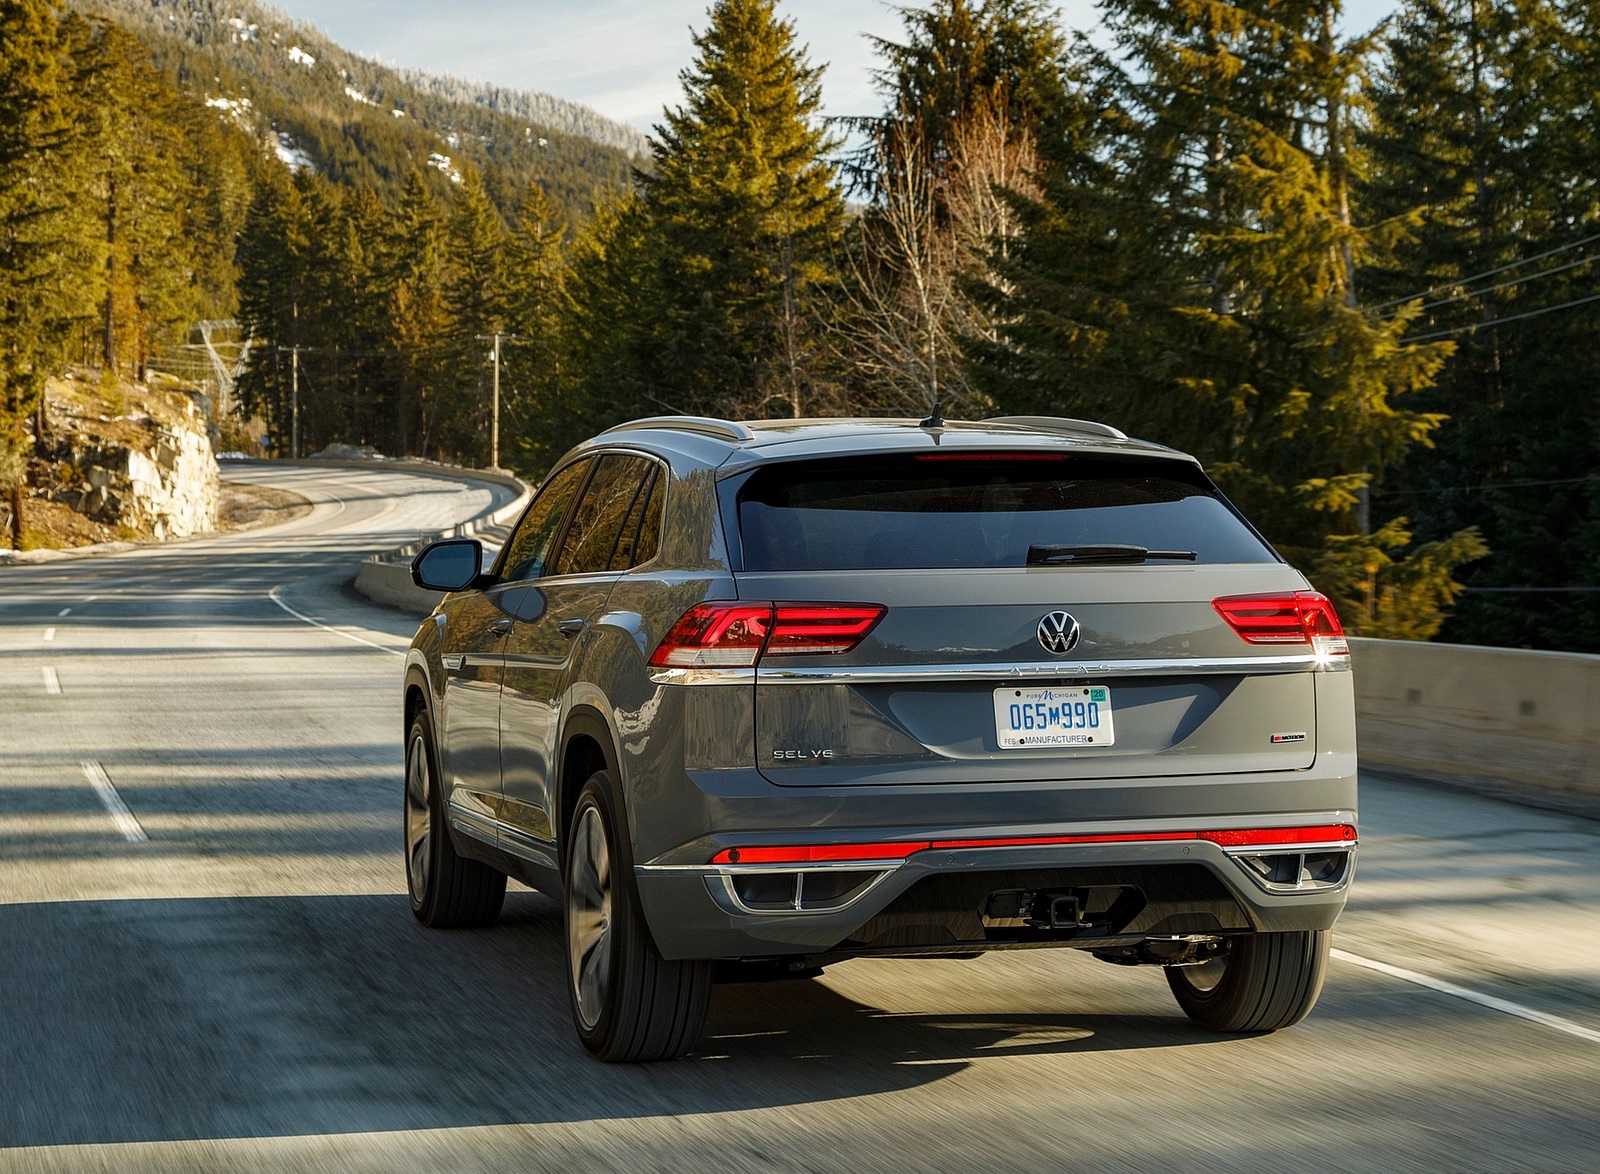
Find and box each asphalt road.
[2,462,1597,1173]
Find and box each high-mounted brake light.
[1213,591,1349,657]
[911,452,1070,462]
[648,602,886,668]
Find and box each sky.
[269,0,1398,137]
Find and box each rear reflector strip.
[709,824,1356,865]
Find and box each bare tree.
[830,94,1039,416]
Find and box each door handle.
[558,618,588,639]
[490,619,514,636]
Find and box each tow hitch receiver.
[1025,892,1092,930]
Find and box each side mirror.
[411,538,488,593]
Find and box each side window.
[552,454,657,576]
[499,459,592,582]
[609,465,664,571]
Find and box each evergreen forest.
[3,0,1598,652]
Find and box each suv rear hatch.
[720,450,1337,787]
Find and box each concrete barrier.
[339,459,530,615]
[1349,636,1600,811]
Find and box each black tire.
[1166,930,1330,1033]
[565,770,711,1062]
[405,713,506,928]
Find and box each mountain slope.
[67,0,648,221]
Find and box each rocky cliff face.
[65,421,219,540]
[7,371,220,549]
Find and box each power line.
[1377,252,1597,322]
[1403,289,1600,343]
[1373,474,1600,498]
[1368,228,1600,312]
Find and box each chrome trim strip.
[499,825,559,870]
[648,653,1348,686]
[646,666,756,687]
[756,654,1332,684]
[1221,840,1357,856]
[637,861,906,875]
[447,805,499,844]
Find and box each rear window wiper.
[1027,543,1199,566]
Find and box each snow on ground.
[287,45,316,68]
[275,133,315,174]
[344,86,377,107]
[426,153,462,184]
[205,95,255,132]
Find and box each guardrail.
[1349,637,1600,812]
[338,459,530,614]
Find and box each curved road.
[1,463,1596,1172]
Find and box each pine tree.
[503,182,568,474]
[0,0,85,547]
[974,0,1485,636]
[440,166,510,462]
[235,167,312,455]
[637,0,846,419]
[385,170,450,458]
[1364,0,1598,650]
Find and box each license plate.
[993,686,1114,748]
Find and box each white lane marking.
[1332,948,1600,1046]
[81,760,149,843]
[42,667,61,695]
[43,628,56,642]
[268,584,405,657]
[58,607,72,617]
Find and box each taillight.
[648,602,886,668]
[1213,591,1349,657]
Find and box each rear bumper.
[635,830,1356,961]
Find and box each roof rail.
[600,415,756,443]
[983,415,1127,441]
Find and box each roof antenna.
[918,401,945,429]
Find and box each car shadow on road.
[0,889,1223,1150]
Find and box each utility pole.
[491,332,501,469]
[477,332,522,469]
[291,344,300,460]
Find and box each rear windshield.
[735,453,1276,570]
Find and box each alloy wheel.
[567,803,614,1031]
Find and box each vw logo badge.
[1037,611,1081,655]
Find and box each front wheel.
[565,770,711,1062]
[1165,930,1330,1033]
[405,713,505,928]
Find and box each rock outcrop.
[19,371,222,546]
[65,417,219,539]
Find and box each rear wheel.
[405,713,505,927]
[1165,930,1330,1032]
[565,770,711,1062]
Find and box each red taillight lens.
[707,824,1358,865]
[1213,591,1349,656]
[765,605,886,655]
[649,602,886,668]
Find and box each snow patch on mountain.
[275,133,315,173]
[426,153,462,184]
[287,45,315,69]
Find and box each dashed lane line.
[268,584,405,657]
[58,608,72,617]
[42,666,61,695]
[43,627,56,642]
[1332,947,1600,1046]
[80,760,149,843]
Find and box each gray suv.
[404,415,1357,1062]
